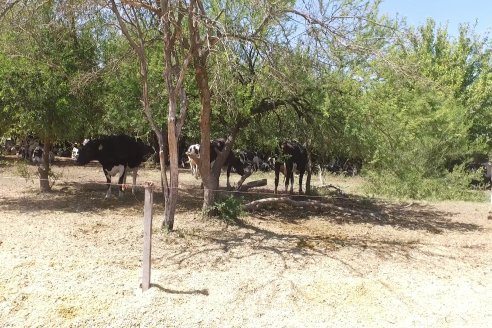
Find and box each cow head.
[32,146,43,164]
[71,147,79,160]
[185,144,200,161]
[76,139,100,165]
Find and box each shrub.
[211,195,243,224]
[15,160,61,188]
[365,164,487,202]
[15,160,34,183]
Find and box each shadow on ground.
[155,189,486,272]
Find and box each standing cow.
[31,146,54,165]
[185,139,252,189]
[76,134,154,198]
[274,140,308,194]
[211,139,252,189]
[185,144,201,179]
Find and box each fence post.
[142,182,154,292]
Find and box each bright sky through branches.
[379,0,492,37]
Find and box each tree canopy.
[1,0,491,201]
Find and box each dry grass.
[1,156,491,327]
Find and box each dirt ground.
[0,156,491,327]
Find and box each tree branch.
[0,0,21,20]
[121,0,161,17]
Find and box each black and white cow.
[185,144,201,179]
[72,146,80,160]
[71,139,89,161]
[237,150,264,172]
[186,139,252,189]
[1,138,16,155]
[76,134,154,198]
[485,162,492,182]
[18,135,39,160]
[274,140,308,194]
[31,146,54,165]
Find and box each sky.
[379,0,492,37]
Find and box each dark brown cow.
[274,141,308,194]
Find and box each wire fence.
[0,173,350,201]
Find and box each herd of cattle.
[1,134,313,197]
[184,138,309,193]
[2,134,492,198]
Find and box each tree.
[0,1,103,191]
[113,0,389,217]
[356,19,491,199]
[109,0,190,230]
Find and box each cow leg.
[226,164,232,189]
[122,166,128,192]
[103,168,112,199]
[290,163,297,193]
[236,169,252,190]
[131,167,138,194]
[285,162,294,193]
[274,163,281,194]
[193,163,200,179]
[117,165,127,197]
[298,168,304,194]
[194,165,198,178]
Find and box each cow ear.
[98,144,103,151]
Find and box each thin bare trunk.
[163,96,179,230]
[111,0,184,231]
[306,150,312,195]
[195,63,213,213]
[157,1,192,230]
[39,142,51,192]
[155,132,171,230]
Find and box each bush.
[210,195,243,224]
[15,159,61,188]
[15,160,34,183]
[365,164,487,202]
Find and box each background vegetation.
[1,0,491,202]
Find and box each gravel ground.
[0,158,491,327]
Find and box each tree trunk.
[202,172,220,215]
[111,0,189,231]
[194,60,214,213]
[164,100,179,231]
[306,148,313,195]
[39,142,51,192]
[155,131,171,231]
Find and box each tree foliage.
[1,1,492,201]
[0,0,103,142]
[358,20,491,199]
